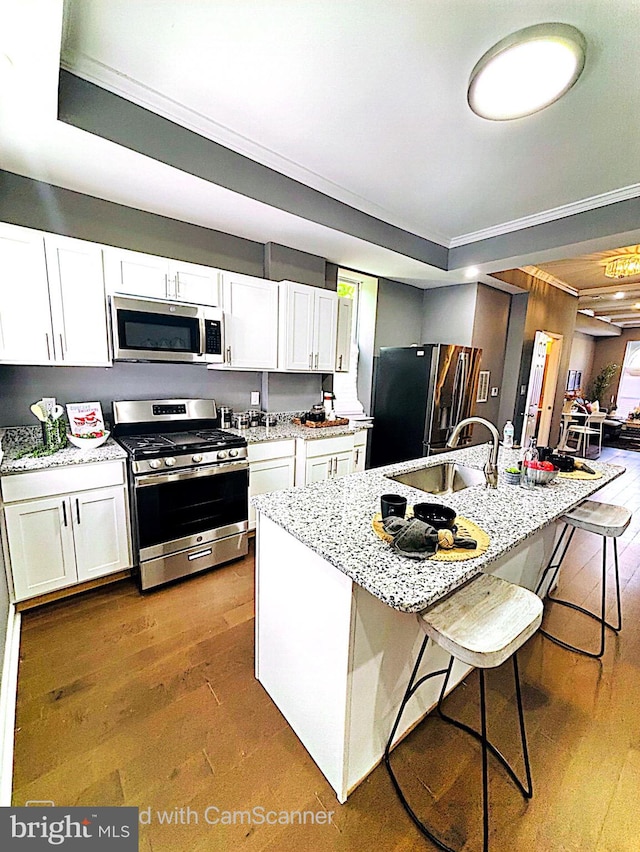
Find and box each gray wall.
[265,242,334,289]
[0,171,265,277]
[373,278,424,354]
[264,373,323,412]
[421,284,477,345]
[0,363,329,426]
[471,284,511,429]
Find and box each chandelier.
[604,254,640,279]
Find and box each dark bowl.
[548,453,575,472]
[412,502,457,529]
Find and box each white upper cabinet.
[171,261,221,305]
[104,247,220,306]
[314,289,338,372]
[104,248,169,298]
[278,281,337,372]
[335,297,353,372]
[219,271,279,370]
[0,223,54,364]
[0,224,110,366]
[44,235,110,366]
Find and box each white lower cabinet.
[295,433,367,486]
[1,461,131,602]
[353,431,367,472]
[248,440,296,531]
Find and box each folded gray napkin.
[382,516,478,559]
[382,517,439,559]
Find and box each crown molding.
[449,184,640,248]
[59,51,451,248]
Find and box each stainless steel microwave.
[111,294,224,364]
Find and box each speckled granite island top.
[253,444,625,613]
[0,426,127,474]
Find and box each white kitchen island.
[253,445,624,803]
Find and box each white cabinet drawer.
[354,431,368,448]
[248,439,296,464]
[303,435,355,459]
[2,460,126,503]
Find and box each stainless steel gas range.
[113,398,248,591]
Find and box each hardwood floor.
[11,446,640,851]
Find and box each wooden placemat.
[372,513,489,561]
[558,469,603,481]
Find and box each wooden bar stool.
[384,573,543,852]
[534,500,629,658]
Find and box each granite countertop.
[226,420,372,443]
[0,425,127,475]
[0,415,369,474]
[252,444,625,613]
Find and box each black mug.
[380,494,407,519]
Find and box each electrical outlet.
[250,391,260,406]
[490,387,499,397]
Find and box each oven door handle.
[134,459,249,488]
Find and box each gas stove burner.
[119,434,175,453]
[194,429,232,442]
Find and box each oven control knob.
[229,448,239,458]
[192,454,204,464]
[217,450,228,460]
[165,457,177,467]
[149,459,162,469]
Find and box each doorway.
[520,330,563,447]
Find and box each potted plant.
[503,466,521,485]
[587,362,619,407]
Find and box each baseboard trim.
[0,606,21,806]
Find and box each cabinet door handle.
[76,498,81,524]
[226,346,232,363]
[338,354,343,370]
[332,456,337,476]
[165,273,172,299]
[309,352,313,369]
[45,333,51,360]
[59,333,65,360]
[314,352,319,369]
[355,448,360,465]
[62,501,68,527]
[175,275,181,300]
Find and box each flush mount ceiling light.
[604,255,640,279]
[468,23,586,120]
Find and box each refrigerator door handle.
[456,352,468,424]
[450,352,464,430]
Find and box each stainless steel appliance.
[111,294,224,363]
[113,398,248,590]
[370,344,482,467]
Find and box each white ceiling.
[1,0,640,300]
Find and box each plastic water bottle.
[503,420,514,449]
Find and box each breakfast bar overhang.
[252,445,624,803]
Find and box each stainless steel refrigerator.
[370,344,483,467]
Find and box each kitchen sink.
[387,462,485,495]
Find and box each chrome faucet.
[446,417,501,489]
